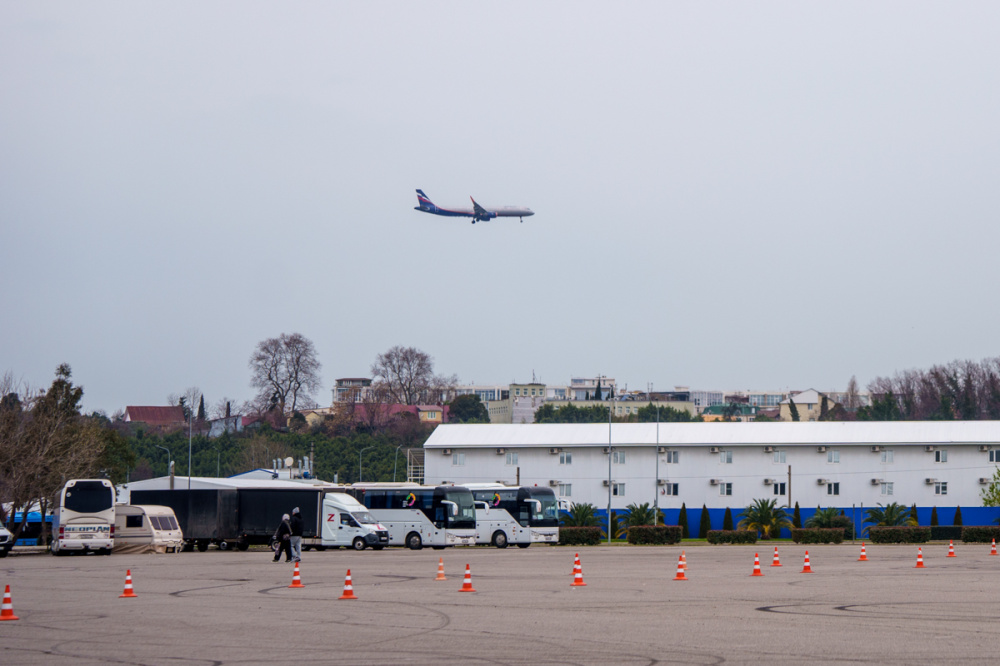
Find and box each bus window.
[64,481,114,513]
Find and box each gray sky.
[3,2,999,414]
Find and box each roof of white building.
[424,422,1000,448]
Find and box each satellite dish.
[284,456,294,467]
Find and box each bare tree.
[844,375,861,411]
[211,397,241,420]
[249,333,322,415]
[370,345,456,405]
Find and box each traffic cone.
[915,547,925,568]
[0,585,18,621]
[435,557,447,581]
[288,562,304,588]
[858,543,868,561]
[459,564,476,592]
[119,570,138,598]
[801,550,813,573]
[947,541,956,558]
[991,538,997,556]
[571,552,581,575]
[680,550,687,570]
[673,554,688,581]
[771,546,782,567]
[751,553,764,577]
[338,569,358,600]
[571,557,587,587]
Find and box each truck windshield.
[352,511,377,525]
[64,482,114,514]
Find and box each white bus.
[464,484,560,548]
[349,483,476,550]
[51,479,116,555]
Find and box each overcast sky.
[3,3,999,414]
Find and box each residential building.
[779,389,840,422]
[332,378,374,404]
[123,406,186,429]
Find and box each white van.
[318,493,389,551]
[114,504,184,554]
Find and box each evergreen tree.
[678,503,689,539]
[197,394,206,421]
[909,503,918,524]
[723,507,733,530]
[225,401,231,418]
[698,504,711,538]
[930,506,939,526]
[793,502,802,528]
[788,397,800,422]
[953,505,963,526]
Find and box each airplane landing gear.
[471,220,476,224]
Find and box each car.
[0,525,13,557]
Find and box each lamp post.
[155,445,172,475]
[188,409,193,490]
[393,445,404,482]
[654,403,660,526]
[607,386,613,544]
[359,445,375,483]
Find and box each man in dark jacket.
[273,514,292,563]
[289,507,303,563]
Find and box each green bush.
[960,526,1000,543]
[929,525,963,541]
[706,530,758,545]
[868,526,931,544]
[626,525,682,545]
[790,528,845,544]
[559,527,603,546]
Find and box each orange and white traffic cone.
[751,552,764,577]
[801,550,813,573]
[680,550,687,570]
[570,556,587,587]
[119,570,138,598]
[288,562,304,588]
[435,557,447,581]
[0,585,18,621]
[673,553,688,581]
[991,538,998,556]
[771,546,782,567]
[571,552,581,575]
[947,540,956,558]
[858,543,868,561]
[915,547,925,569]
[338,569,358,599]
[459,564,476,592]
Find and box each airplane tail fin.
[415,189,435,210]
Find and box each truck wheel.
[197,540,209,552]
[352,537,366,551]
[182,541,195,552]
[314,545,326,552]
[236,540,250,552]
[406,532,423,550]
[517,543,530,549]
[372,545,384,551]
[218,540,230,551]
[492,531,509,549]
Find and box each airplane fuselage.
[414,190,534,223]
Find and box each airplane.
[414,189,534,224]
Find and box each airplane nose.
[526,210,534,216]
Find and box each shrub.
[559,527,603,546]
[960,526,1000,543]
[626,525,682,545]
[929,525,963,541]
[723,507,733,531]
[790,528,845,544]
[868,526,931,544]
[930,506,939,526]
[706,530,758,545]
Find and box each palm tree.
[863,502,916,534]
[805,506,853,537]
[561,502,600,527]
[624,502,658,527]
[737,498,792,539]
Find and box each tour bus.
[348,483,476,550]
[464,483,560,548]
[51,479,116,555]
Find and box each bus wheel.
[197,540,209,552]
[492,531,508,549]
[352,537,367,551]
[405,532,423,550]
[517,543,531,549]
[100,548,112,556]
[236,539,250,552]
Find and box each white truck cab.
[320,493,389,551]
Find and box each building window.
[663,483,679,496]
[514,388,520,396]
[827,450,840,464]
[773,451,786,464]
[558,484,572,497]
[935,482,948,495]
[664,450,679,464]
[880,482,893,496]
[720,482,733,496]
[612,483,626,496]
[559,451,572,465]
[505,452,518,466]
[881,450,894,464]
[827,482,840,496]
[773,482,786,496]
[452,452,465,466]
[935,450,948,463]
[990,450,1000,463]
[720,450,733,464]
[613,451,626,464]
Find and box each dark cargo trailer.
[131,489,239,551]
[236,488,323,543]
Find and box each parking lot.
[2,542,999,665]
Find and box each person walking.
[273,513,292,563]
[289,507,303,563]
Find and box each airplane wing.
[470,197,488,217]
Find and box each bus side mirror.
[441,500,458,516]
[474,501,490,514]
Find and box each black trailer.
[236,488,323,545]
[131,488,239,551]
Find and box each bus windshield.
[526,489,560,527]
[444,489,476,528]
[64,481,114,514]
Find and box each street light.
[188,409,193,490]
[155,445,172,474]
[607,383,614,544]
[359,445,376,483]
[393,445,404,482]
[654,403,660,526]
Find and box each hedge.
[706,530,758,545]
[867,526,931,543]
[929,525,963,541]
[961,526,1000,543]
[626,525,682,545]
[789,528,845,544]
[559,527,603,546]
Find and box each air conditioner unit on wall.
[980,477,991,484]
[980,445,990,452]
[763,478,775,485]
[496,448,506,455]
[871,446,882,453]
[602,479,615,487]
[925,446,936,452]
[925,478,937,484]
[817,479,828,485]
[603,447,611,454]
[657,479,668,486]
[709,479,722,485]
[549,447,562,454]
[657,446,667,454]
[710,447,721,454]
[764,446,775,453]
[442,449,452,455]
[817,446,827,453]
[549,480,559,487]
[871,478,882,485]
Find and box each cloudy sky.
[3,3,999,414]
